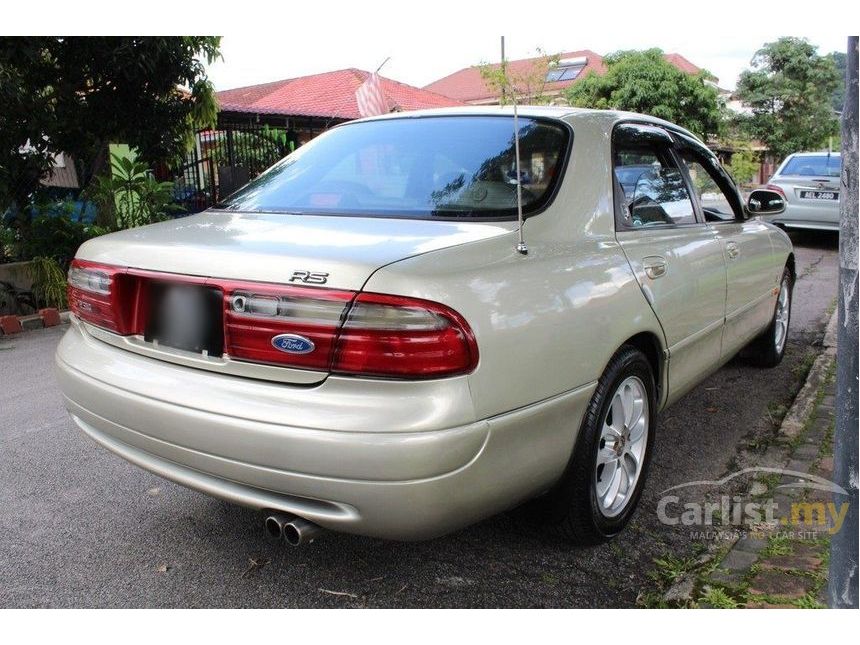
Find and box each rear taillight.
[69,261,479,379]
[765,184,786,198]
[67,260,136,334]
[331,293,478,378]
[221,284,478,378]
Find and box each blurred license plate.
[799,190,838,200]
[145,283,224,356]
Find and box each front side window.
[678,150,740,222]
[613,144,696,227]
[218,116,569,219]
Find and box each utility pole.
[829,35,859,610]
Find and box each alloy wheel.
[594,376,649,518]
[774,280,790,354]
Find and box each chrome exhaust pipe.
[264,512,295,541]
[283,517,324,546]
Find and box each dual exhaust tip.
[264,512,323,546]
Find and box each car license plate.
[799,190,838,201]
[144,283,224,356]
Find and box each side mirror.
[747,189,786,216]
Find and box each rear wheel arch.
[786,253,796,283]
[620,331,665,404]
[527,343,659,544]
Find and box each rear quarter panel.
[362,113,665,421]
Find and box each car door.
[612,124,728,404]
[675,139,779,358]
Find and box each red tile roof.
[424,50,606,103]
[216,68,463,119]
[424,50,709,103]
[663,53,703,76]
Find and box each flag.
[355,73,389,117]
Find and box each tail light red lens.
[68,261,479,379]
[331,293,478,377]
[67,260,137,334]
[765,184,787,199]
[221,282,355,371]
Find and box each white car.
[764,152,841,232]
[56,107,793,545]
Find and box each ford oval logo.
[271,333,315,354]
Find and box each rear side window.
[613,145,696,227]
[217,116,570,219]
[780,155,841,177]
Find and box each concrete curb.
[780,311,838,440]
[0,308,67,336]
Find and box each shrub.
[20,214,108,269]
[87,154,180,230]
[726,149,760,186]
[29,255,68,309]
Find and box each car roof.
[351,106,703,144]
[785,151,842,157]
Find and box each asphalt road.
[0,230,839,608]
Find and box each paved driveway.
[0,231,839,607]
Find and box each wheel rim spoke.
[621,385,636,426]
[628,415,647,444]
[596,458,619,498]
[596,445,617,467]
[624,451,640,478]
[610,395,625,433]
[602,461,623,508]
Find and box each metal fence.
[168,122,296,214]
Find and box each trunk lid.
[77,210,514,290]
[771,175,840,205]
[74,211,511,385]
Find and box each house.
[216,68,463,143]
[40,153,80,190]
[424,50,718,105]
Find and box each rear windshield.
[780,155,841,177]
[217,116,569,219]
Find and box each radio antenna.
[501,36,528,255]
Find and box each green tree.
[565,48,722,140]
[734,37,839,161]
[0,37,221,219]
[477,48,561,105]
[725,147,760,186]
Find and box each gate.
[169,122,295,214]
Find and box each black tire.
[746,267,793,368]
[532,345,657,545]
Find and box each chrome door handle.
[643,256,668,279]
[726,241,740,259]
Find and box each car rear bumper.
[56,318,594,540]
[762,200,840,231]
